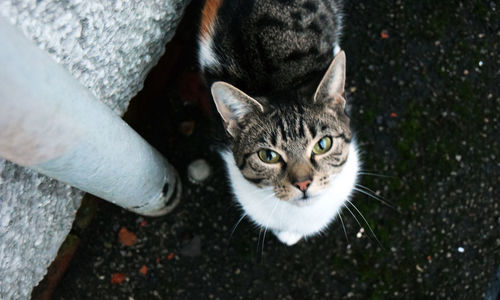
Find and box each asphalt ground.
[52,0,499,299]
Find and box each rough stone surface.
[0,0,189,299]
[0,0,189,115]
[0,161,82,299]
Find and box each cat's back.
[199,0,342,95]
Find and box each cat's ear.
[313,50,346,108]
[211,81,264,136]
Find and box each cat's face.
[232,101,351,205]
[212,51,350,206]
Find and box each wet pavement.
[51,0,499,299]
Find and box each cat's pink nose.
[294,180,312,192]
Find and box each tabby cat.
[198,0,359,245]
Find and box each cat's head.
[211,51,352,206]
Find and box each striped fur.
[199,0,343,93]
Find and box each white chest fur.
[221,142,360,245]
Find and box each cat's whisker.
[355,183,397,210]
[346,200,384,249]
[353,185,394,209]
[261,199,280,255]
[342,204,363,235]
[256,227,263,255]
[245,189,277,201]
[337,211,349,244]
[243,187,272,197]
[256,199,278,255]
[353,186,383,203]
[261,228,268,255]
[231,193,278,252]
[263,193,278,201]
[355,183,379,197]
[229,213,247,242]
[357,171,394,179]
[279,199,284,229]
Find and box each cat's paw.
[274,231,302,246]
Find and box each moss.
[472,2,489,17]
[361,107,377,124]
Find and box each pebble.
[179,121,195,136]
[188,159,211,184]
[458,247,465,253]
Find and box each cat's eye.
[258,149,281,164]
[312,136,332,155]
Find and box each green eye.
[312,136,332,155]
[258,149,281,164]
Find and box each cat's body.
[199,0,342,94]
[198,0,359,245]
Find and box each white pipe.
[0,16,181,216]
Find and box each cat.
[197,0,359,246]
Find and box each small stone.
[356,227,364,238]
[458,247,465,253]
[416,264,424,272]
[179,121,195,136]
[455,155,462,162]
[188,159,211,183]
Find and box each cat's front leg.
[273,230,303,246]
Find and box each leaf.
[118,227,137,246]
[111,273,126,285]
